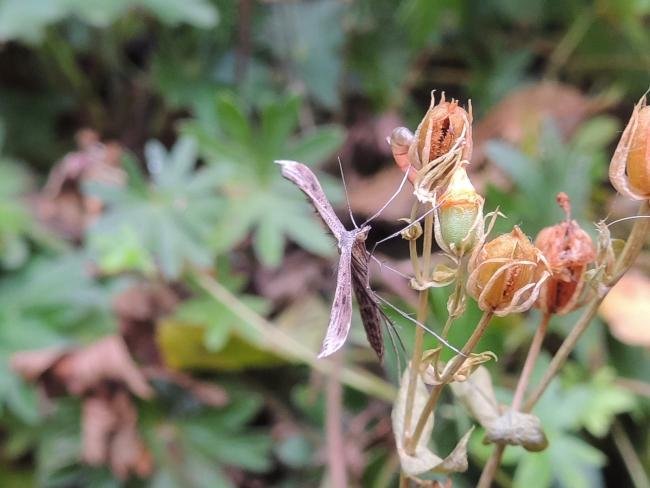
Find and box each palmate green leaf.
[507,360,634,488]
[262,0,344,108]
[87,137,223,279]
[142,389,271,486]
[0,0,218,43]
[0,253,114,423]
[550,435,605,488]
[187,94,344,266]
[485,117,616,233]
[570,369,636,438]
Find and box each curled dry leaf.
[410,263,457,290]
[83,389,153,480]
[473,82,603,165]
[11,336,154,480]
[114,282,180,365]
[421,350,497,386]
[599,270,650,347]
[35,129,125,240]
[484,409,548,452]
[450,366,548,452]
[391,367,473,476]
[11,335,153,399]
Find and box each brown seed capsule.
[535,193,596,315]
[609,94,650,200]
[409,92,473,168]
[434,165,484,256]
[467,226,549,316]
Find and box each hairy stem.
[523,199,650,412]
[402,211,434,447]
[477,312,551,488]
[512,312,551,410]
[406,310,494,452]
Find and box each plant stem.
[612,420,650,488]
[477,444,506,488]
[406,310,494,453]
[402,211,435,445]
[325,352,348,488]
[523,199,650,413]
[512,312,551,410]
[477,312,551,488]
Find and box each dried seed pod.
[434,165,484,257]
[467,226,550,316]
[402,91,474,203]
[410,92,472,166]
[609,94,650,200]
[535,193,596,315]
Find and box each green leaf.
[513,447,552,488]
[262,0,344,108]
[215,93,252,145]
[253,215,286,268]
[88,138,222,279]
[287,125,345,166]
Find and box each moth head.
[356,225,371,242]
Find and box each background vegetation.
[0,0,649,486]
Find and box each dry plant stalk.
[279,88,650,488]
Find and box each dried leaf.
[484,409,548,452]
[12,336,153,399]
[449,366,500,426]
[82,390,153,480]
[450,366,548,452]
[473,82,601,165]
[410,263,457,290]
[391,367,473,476]
[599,270,650,347]
[56,336,153,398]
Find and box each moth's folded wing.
[276,160,346,240]
[318,247,353,358]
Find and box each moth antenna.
[373,293,467,357]
[362,166,411,227]
[370,202,441,256]
[337,156,358,228]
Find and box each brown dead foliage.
[600,270,650,348]
[114,282,180,365]
[11,336,153,479]
[35,129,126,240]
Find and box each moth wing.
[352,281,385,361]
[276,160,346,240]
[318,245,353,358]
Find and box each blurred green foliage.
[0,0,648,486]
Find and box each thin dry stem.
[612,420,650,488]
[401,211,435,451]
[523,199,650,413]
[325,352,348,488]
[512,312,551,410]
[477,311,552,487]
[406,310,494,453]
